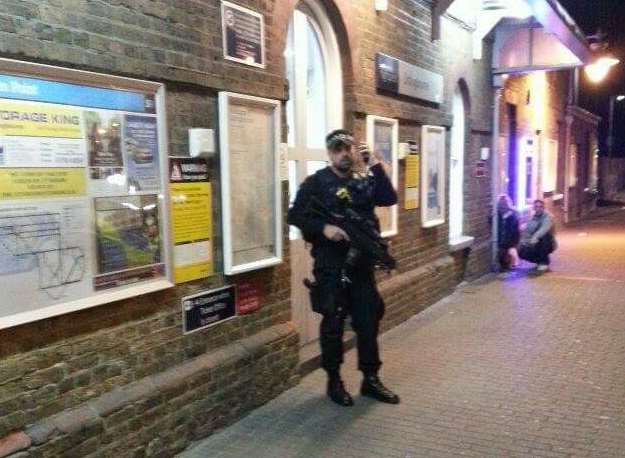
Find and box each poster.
[236,280,263,314]
[222,1,265,68]
[0,201,92,317]
[421,125,446,228]
[405,154,420,210]
[93,195,162,290]
[0,168,85,200]
[0,99,82,138]
[366,115,398,237]
[124,115,160,192]
[219,92,282,275]
[0,67,169,329]
[84,110,126,195]
[170,157,213,283]
[0,136,84,168]
[228,101,276,266]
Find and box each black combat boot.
[361,374,400,404]
[327,377,354,407]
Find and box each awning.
[433,0,591,73]
[492,18,585,74]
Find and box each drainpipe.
[563,68,577,224]
[491,76,503,268]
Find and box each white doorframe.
[286,0,343,346]
[449,87,466,241]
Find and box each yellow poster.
[0,100,82,138]
[171,181,213,283]
[405,154,420,210]
[0,168,86,200]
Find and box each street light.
[585,56,620,83]
[608,94,625,158]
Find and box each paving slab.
[179,209,625,458]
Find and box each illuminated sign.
[375,53,444,104]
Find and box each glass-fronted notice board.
[0,58,172,329]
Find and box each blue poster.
[124,115,160,191]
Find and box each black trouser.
[316,267,384,377]
[518,235,554,265]
[498,246,513,271]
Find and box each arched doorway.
[285,0,343,346]
[449,84,468,242]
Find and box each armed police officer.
[287,129,400,407]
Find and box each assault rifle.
[307,196,396,275]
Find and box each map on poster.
[0,201,92,317]
[0,70,168,328]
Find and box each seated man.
[518,199,557,272]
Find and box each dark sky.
[558,0,625,154]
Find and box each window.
[569,144,578,187]
[285,1,343,240]
[542,139,558,193]
[449,87,466,240]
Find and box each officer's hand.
[530,236,539,245]
[323,224,350,242]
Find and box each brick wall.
[499,72,600,226]
[0,1,495,456]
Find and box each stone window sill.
[449,235,475,252]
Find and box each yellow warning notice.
[0,168,86,200]
[171,182,212,244]
[405,154,420,210]
[174,262,213,284]
[171,181,213,283]
[0,100,82,138]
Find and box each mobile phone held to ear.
[358,142,370,164]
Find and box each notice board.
[0,58,172,329]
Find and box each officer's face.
[328,144,354,173]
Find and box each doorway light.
[375,0,388,12]
[482,0,532,19]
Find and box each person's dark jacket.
[498,209,520,249]
[287,163,397,269]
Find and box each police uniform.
[288,160,398,395]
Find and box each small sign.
[375,53,443,104]
[475,160,488,178]
[375,53,399,93]
[189,128,215,157]
[169,157,210,183]
[222,1,265,68]
[237,280,263,314]
[182,285,236,334]
[279,142,288,181]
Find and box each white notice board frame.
[366,114,399,238]
[0,58,173,329]
[218,92,282,275]
[421,125,446,228]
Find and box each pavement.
[179,208,625,458]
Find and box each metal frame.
[0,57,173,330]
[218,91,282,275]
